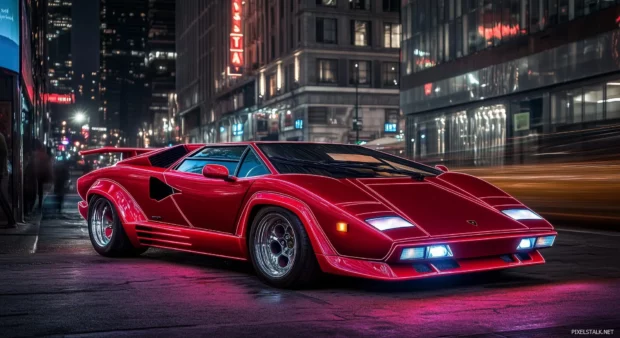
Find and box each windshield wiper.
[269,157,426,181]
[269,156,375,177]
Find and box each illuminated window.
[383,23,401,48]
[351,21,370,46]
[318,59,338,83]
[350,61,370,85]
[382,62,399,87]
[350,0,369,10]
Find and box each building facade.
[0,0,48,222]
[176,0,403,147]
[401,0,620,167]
[100,0,149,146]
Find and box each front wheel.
[88,196,147,257]
[249,207,321,288]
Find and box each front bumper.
[317,250,545,281]
[316,231,556,281]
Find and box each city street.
[0,194,619,337]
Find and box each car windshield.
[258,143,441,179]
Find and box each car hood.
[353,177,530,238]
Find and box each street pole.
[355,64,359,144]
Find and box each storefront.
[0,0,44,223]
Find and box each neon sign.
[229,0,243,76]
[45,93,75,104]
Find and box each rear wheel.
[88,196,147,257]
[249,207,321,288]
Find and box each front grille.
[431,259,460,271]
[516,252,532,261]
[412,263,433,273]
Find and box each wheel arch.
[237,192,338,258]
[86,179,148,225]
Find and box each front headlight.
[366,216,415,231]
[502,209,542,221]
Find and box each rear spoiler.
[79,147,157,160]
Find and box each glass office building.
[401,0,620,167]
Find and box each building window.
[268,73,277,98]
[316,18,337,44]
[317,0,337,7]
[382,62,399,87]
[308,107,328,125]
[350,0,369,10]
[382,0,400,12]
[351,21,370,46]
[384,109,399,133]
[350,61,370,85]
[318,59,338,83]
[384,23,401,48]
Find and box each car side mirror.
[202,164,237,182]
[435,165,449,172]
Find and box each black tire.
[248,206,322,289]
[88,196,147,257]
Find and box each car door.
[164,145,269,234]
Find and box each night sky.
[71,0,99,76]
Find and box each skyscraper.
[100,0,149,146]
[47,0,73,95]
[146,0,176,147]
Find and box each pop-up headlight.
[502,209,542,220]
[366,217,415,231]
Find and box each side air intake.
[149,146,189,168]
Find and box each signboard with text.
[0,0,19,73]
[229,0,243,76]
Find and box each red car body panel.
[77,142,557,281]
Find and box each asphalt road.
[0,194,619,337]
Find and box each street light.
[74,112,86,124]
[354,63,360,144]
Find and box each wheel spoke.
[253,213,296,278]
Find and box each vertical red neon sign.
[229,0,243,76]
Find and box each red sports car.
[77,142,557,288]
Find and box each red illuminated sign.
[229,0,243,76]
[45,93,75,104]
[424,83,433,96]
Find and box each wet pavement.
[0,194,619,337]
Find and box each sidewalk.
[0,205,44,255]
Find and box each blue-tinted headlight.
[401,247,426,260]
[517,237,536,250]
[535,235,556,248]
[502,209,542,220]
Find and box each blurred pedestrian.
[0,132,16,227]
[54,159,70,213]
[34,140,52,210]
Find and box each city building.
[100,0,149,146]
[176,0,402,146]
[46,0,73,95]
[146,0,176,147]
[0,0,48,222]
[401,0,620,167]
[75,71,100,126]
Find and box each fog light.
[535,235,556,248]
[517,238,536,250]
[427,245,453,258]
[401,247,425,260]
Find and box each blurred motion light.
[366,217,415,231]
[502,209,542,221]
[535,235,556,248]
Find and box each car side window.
[237,150,269,178]
[176,146,246,174]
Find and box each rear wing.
[79,147,156,160]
